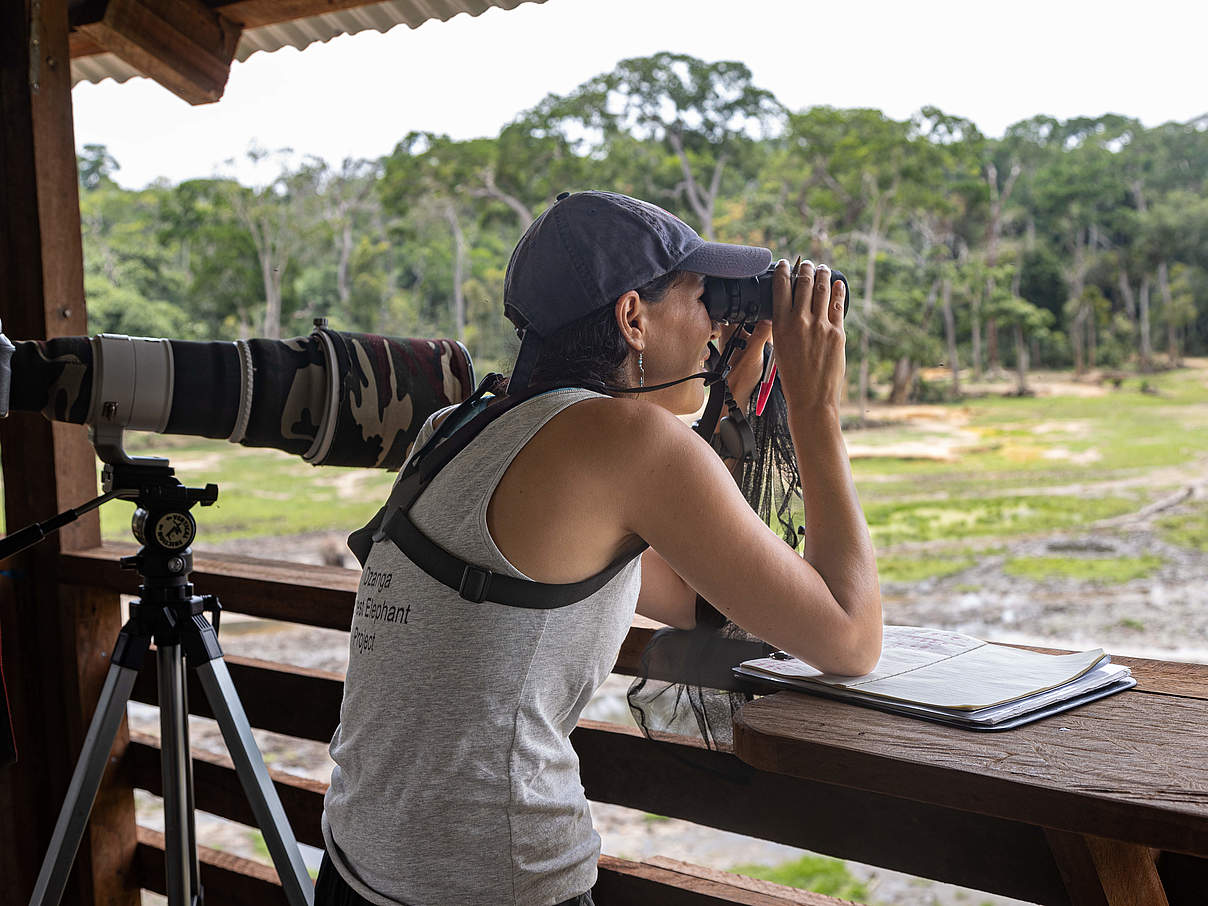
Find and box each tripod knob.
[119,555,140,570]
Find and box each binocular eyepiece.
[703,266,849,325]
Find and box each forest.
[78,52,1208,407]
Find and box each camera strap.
[348,374,648,609]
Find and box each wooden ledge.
[733,690,1208,859]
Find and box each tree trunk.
[336,215,353,306]
[1014,324,1029,394]
[1118,266,1136,324]
[941,276,960,397]
[260,249,283,339]
[445,202,468,343]
[668,129,720,240]
[888,357,915,404]
[982,162,1019,379]
[1158,260,1179,367]
[971,286,983,380]
[858,201,883,420]
[1070,305,1085,376]
[472,168,534,231]
[1138,274,1152,372]
[1087,310,1097,370]
[1067,229,1087,376]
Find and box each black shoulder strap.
[348,376,648,608]
[380,507,646,607]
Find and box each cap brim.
[677,242,772,279]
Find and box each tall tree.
[219,147,323,338]
[529,53,784,239]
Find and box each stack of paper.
[733,626,1135,730]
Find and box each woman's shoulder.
[536,396,705,479]
[557,394,689,437]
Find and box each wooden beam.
[129,652,344,743]
[77,0,242,105]
[71,0,401,42]
[0,0,136,900]
[574,719,1071,904]
[61,544,359,629]
[135,826,284,902]
[1046,829,1171,906]
[595,854,856,905]
[734,691,1208,859]
[128,733,327,848]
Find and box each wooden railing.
[62,543,861,905]
[55,543,1208,905]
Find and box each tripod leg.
[157,643,199,906]
[180,665,202,903]
[194,657,314,906]
[30,653,145,905]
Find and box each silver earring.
[638,352,644,388]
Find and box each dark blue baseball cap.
[504,190,772,390]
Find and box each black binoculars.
[703,265,849,325]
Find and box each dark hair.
[522,270,685,389]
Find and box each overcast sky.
[72,0,1208,190]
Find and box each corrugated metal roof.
[70,0,547,87]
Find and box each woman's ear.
[615,291,646,352]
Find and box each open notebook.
[734,626,1136,730]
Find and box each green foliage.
[730,853,868,899]
[73,67,1208,376]
[1003,555,1164,583]
[84,275,198,338]
[97,438,396,543]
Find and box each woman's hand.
[771,258,848,412]
[719,318,772,409]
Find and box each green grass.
[730,853,868,899]
[850,368,1208,498]
[250,830,270,861]
[1157,505,1208,552]
[93,435,397,543]
[876,553,977,584]
[1003,555,1164,583]
[4,365,1206,562]
[863,495,1137,547]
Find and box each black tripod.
[2,457,314,906]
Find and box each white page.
[740,625,1108,710]
[735,661,1131,724]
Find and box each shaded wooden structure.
[3,1,1208,903]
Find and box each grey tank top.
[322,387,641,906]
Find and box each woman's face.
[639,272,721,415]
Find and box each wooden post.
[0,0,138,902]
[1046,829,1171,906]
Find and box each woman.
[318,191,881,906]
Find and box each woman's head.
[502,191,771,399]
[524,268,722,414]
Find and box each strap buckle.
[458,565,493,603]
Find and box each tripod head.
[105,458,216,594]
[0,453,217,588]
